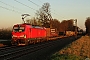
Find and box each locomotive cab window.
[13,27,19,32]
[19,27,25,32]
[13,26,25,32]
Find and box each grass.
[49,36,90,60]
[50,53,84,60]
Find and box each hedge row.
[0,29,12,39]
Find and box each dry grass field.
[50,36,90,60]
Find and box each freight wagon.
[66,31,75,36]
[46,28,58,37]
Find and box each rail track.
[0,39,61,60]
[0,35,81,60]
[0,46,17,51]
[0,36,63,53]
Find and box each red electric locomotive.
[12,23,46,45]
[12,14,58,46]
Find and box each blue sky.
[0,0,90,30]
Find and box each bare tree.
[26,17,38,26]
[60,20,68,32]
[36,2,52,28]
[59,19,74,32]
[67,19,74,31]
[51,19,60,31]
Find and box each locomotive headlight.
[19,35,26,38]
[20,35,24,37]
[24,35,26,38]
[12,35,17,38]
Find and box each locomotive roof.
[13,23,46,29]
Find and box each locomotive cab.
[12,23,47,46]
[12,24,29,46]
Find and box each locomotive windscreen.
[13,26,25,32]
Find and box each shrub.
[0,29,12,39]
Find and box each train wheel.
[46,38,49,41]
[34,40,36,44]
[11,41,14,45]
[29,40,31,44]
[38,39,40,43]
[25,40,28,45]
[36,40,38,43]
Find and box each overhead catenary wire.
[0,0,25,13]
[27,0,58,19]
[37,0,43,3]
[14,0,37,11]
[28,0,40,7]
[0,0,65,19]
[0,5,22,14]
[13,0,62,19]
